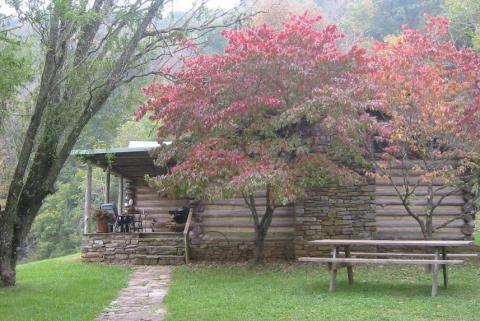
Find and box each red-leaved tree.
[137,14,374,264]
[369,16,480,240]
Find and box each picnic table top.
[309,239,473,247]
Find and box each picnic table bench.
[298,239,476,297]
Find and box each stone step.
[137,245,185,256]
[133,255,185,265]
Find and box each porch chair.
[129,209,144,232]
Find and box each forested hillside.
[1,0,478,262]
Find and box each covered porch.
[72,144,193,265]
[73,144,188,233]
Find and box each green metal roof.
[71,146,156,156]
[71,146,165,178]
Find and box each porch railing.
[183,210,193,264]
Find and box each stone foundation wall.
[294,183,376,257]
[189,238,294,261]
[81,233,139,264]
[82,233,294,263]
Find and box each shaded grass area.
[165,262,480,321]
[0,254,131,321]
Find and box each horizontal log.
[202,214,294,221]
[201,209,294,217]
[376,177,447,186]
[135,194,190,201]
[298,257,464,265]
[199,231,294,241]
[135,202,191,209]
[204,199,269,206]
[375,207,463,216]
[202,226,294,233]
[375,198,464,206]
[375,189,462,197]
[199,220,294,228]
[376,216,465,223]
[376,193,464,200]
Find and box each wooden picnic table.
[300,239,474,297]
[309,239,473,247]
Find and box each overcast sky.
[0,0,240,16]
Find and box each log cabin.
[74,142,475,265]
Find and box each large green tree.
[0,0,246,286]
[444,0,480,50]
[0,15,33,203]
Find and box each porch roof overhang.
[71,146,165,179]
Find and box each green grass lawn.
[165,262,480,321]
[0,254,131,321]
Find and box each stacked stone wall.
[294,183,376,257]
[189,238,294,261]
[82,233,139,264]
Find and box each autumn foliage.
[371,16,480,155]
[137,14,372,201]
[138,13,480,257]
[370,16,480,239]
[137,14,373,263]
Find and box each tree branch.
[433,214,467,232]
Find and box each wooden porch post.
[105,170,111,203]
[84,165,92,234]
[117,175,124,214]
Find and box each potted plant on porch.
[95,209,114,233]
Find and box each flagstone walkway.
[98,266,172,321]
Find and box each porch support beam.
[84,165,92,234]
[117,175,124,214]
[105,169,111,203]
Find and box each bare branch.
[430,185,464,214]
[386,173,427,237]
[433,214,467,232]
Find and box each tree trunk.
[253,224,267,265]
[246,188,275,265]
[423,182,434,273]
[0,0,236,287]
[0,216,16,287]
[426,182,434,240]
[0,0,168,288]
[252,206,274,265]
[0,254,16,287]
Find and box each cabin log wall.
[374,170,474,240]
[133,180,190,231]
[190,193,296,261]
[133,180,296,261]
